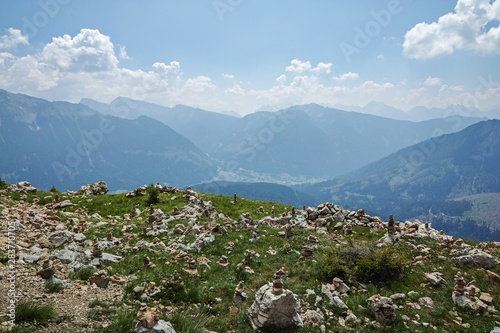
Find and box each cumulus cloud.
[423,77,442,86]
[333,72,360,82]
[404,0,500,60]
[118,45,130,60]
[285,59,332,74]
[0,28,497,114]
[40,29,118,72]
[0,28,29,50]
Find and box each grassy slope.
[2,187,500,332]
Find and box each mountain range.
[81,98,485,181]
[296,119,500,241]
[333,101,500,122]
[3,89,500,241]
[0,90,216,191]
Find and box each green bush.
[49,185,59,193]
[316,245,407,283]
[44,281,65,293]
[147,184,160,205]
[70,266,96,281]
[316,247,351,280]
[95,308,136,333]
[0,177,7,189]
[15,301,57,325]
[354,246,408,283]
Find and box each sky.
[0,0,499,115]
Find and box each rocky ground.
[1,180,500,332]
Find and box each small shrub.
[316,247,351,280]
[147,184,160,205]
[0,253,8,264]
[44,281,65,293]
[0,177,7,189]
[87,300,114,321]
[95,308,136,333]
[354,246,408,283]
[15,301,57,325]
[70,266,96,281]
[49,185,59,193]
[316,245,407,283]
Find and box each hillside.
[1,179,500,333]
[0,90,216,191]
[192,181,317,208]
[83,99,485,181]
[297,120,500,241]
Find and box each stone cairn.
[233,193,237,205]
[388,215,395,235]
[243,249,253,266]
[92,238,102,257]
[182,260,199,277]
[219,255,230,269]
[233,281,247,303]
[272,267,286,295]
[454,272,467,296]
[285,224,293,238]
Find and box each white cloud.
[285,59,332,74]
[404,0,500,60]
[333,72,360,82]
[222,73,234,79]
[377,54,385,60]
[423,77,442,86]
[118,45,130,60]
[0,28,498,115]
[285,59,312,73]
[225,84,245,95]
[0,28,29,50]
[40,29,118,72]
[311,62,332,74]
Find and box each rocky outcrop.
[366,294,396,325]
[247,283,303,330]
[454,251,496,269]
[77,181,109,197]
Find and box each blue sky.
[0,0,499,114]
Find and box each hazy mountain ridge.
[296,119,500,240]
[83,99,486,180]
[192,181,317,208]
[0,90,216,191]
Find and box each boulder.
[77,181,108,197]
[424,272,448,287]
[301,309,324,326]
[55,249,78,264]
[48,230,74,247]
[367,294,396,325]
[454,252,496,269]
[16,181,37,193]
[134,320,176,333]
[418,297,434,308]
[136,305,159,329]
[247,283,303,330]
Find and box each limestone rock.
[424,272,448,287]
[301,309,324,326]
[366,294,396,325]
[454,252,496,269]
[77,181,108,197]
[247,283,303,330]
[136,305,159,329]
[418,297,434,308]
[55,249,78,264]
[134,320,176,333]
